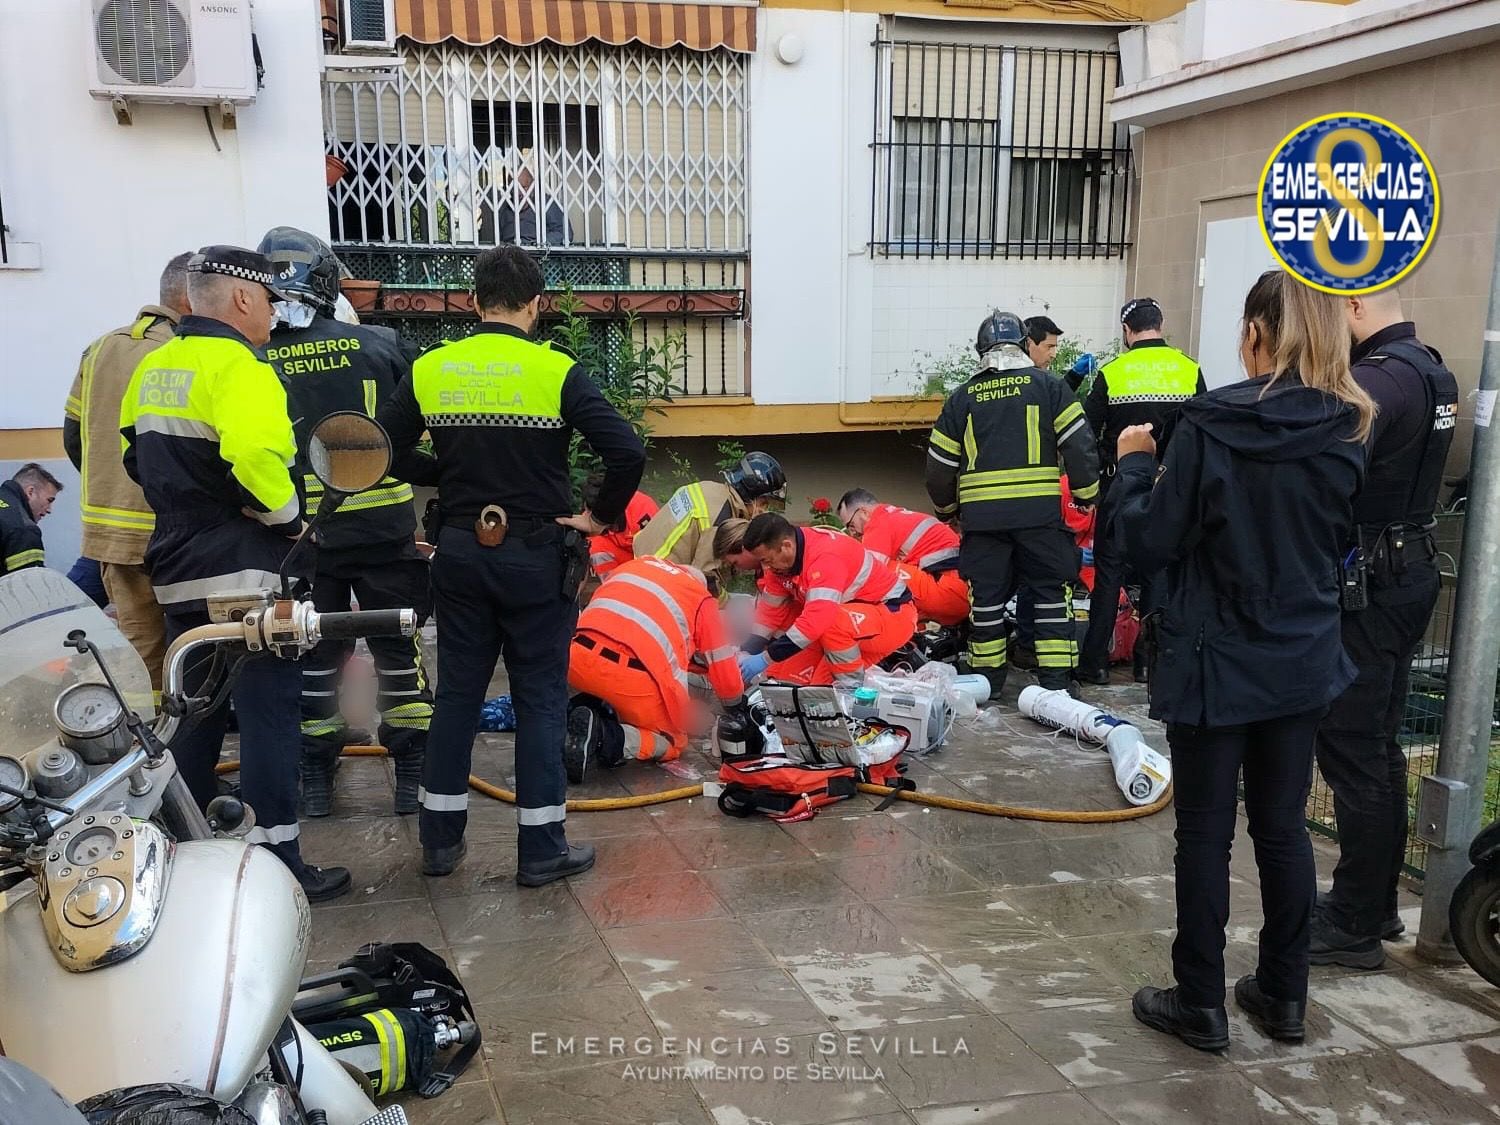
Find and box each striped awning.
[394,0,757,52]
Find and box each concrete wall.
[869,256,1123,397]
[1127,42,1500,469]
[748,7,1128,409]
[0,0,328,427]
[652,429,932,515]
[0,0,328,567]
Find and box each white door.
[1198,216,1278,389]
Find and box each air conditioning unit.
[340,0,395,50]
[85,0,257,120]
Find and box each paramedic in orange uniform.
[585,478,659,580]
[836,489,967,627]
[565,556,748,782]
[738,513,918,686]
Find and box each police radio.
[1340,545,1369,613]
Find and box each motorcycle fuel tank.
[0,839,311,1103]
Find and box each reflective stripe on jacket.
[755,526,905,652]
[577,556,744,729]
[120,317,302,611]
[860,503,959,573]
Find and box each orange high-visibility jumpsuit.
[752,526,918,685]
[569,556,743,761]
[588,491,660,580]
[858,503,968,627]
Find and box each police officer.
[0,465,60,574]
[120,246,351,902]
[927,311,1099,698]
[632,452,786,572]
[1077,298,1205,685]
[257,227,436,820]
[378,246,645,881]
[1312,289,1458,969]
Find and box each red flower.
[810,497,832,514]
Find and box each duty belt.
[574,633,648,672]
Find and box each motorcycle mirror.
[280,413,393,597]
[308,411,392,497]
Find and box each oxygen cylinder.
[1016,685,1171,806]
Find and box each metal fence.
[323,40,748,253]
[870,36,1132,259]
[1305,509,1497,885]
[336,245,746,396]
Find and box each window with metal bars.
[872,37,1132,259]
[323,41,748,252]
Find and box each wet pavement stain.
[293,673,1500,1124]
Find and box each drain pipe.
[1416,210,1500,963]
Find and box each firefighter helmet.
[257,226,344,315]
[723,452,787,504]
[974,310,1025,356]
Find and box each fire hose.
[216,744,1172,822]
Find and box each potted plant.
[339,277,381,313]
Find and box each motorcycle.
[1450,819,1500,987]
[0,413,416,1125]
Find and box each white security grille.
[324,41,748,252]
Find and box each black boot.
[1009,642,1038,671]
[1234,975,1305,1042]
[1309,912,1385,969]
[517,843,596,887]
[1317,890,1404,941]
[392,752,423,816]
[1073,665,1109,686]
[299,748,339,819]
[1131,985,1229,1052]
[1133,651,1149,683]
[564,701,600,785]
[422,840,467,877]
[1036,670,1071,692]
[297,863,353,904]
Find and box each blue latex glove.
[738,651,770,681]
[1070,352,1097,378]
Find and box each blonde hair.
[713,517,750,560]
[1243,270,1375,443]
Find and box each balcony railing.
[336,245,747,396]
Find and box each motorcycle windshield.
[0,570,154,759]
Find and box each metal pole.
[1417,213,1500,962]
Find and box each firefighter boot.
[393,750,424,816]
[300,742,341,819]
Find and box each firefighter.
[0,465,60,575]
[378,246,645,882]
[257,227,436,819]
[1077,298,1204,684]
[62,251,192,693]
[738,512,917,686]
[927,310,1099,698]
[120,245,350,902]
[584,474,658,580]
[564,556,748,782]
[836,488,967,627]
[632,451,786,571]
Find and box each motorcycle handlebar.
[314,609,416,642]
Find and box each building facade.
[1113,0,1500,471]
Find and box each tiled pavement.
[301,677,1500,1124]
